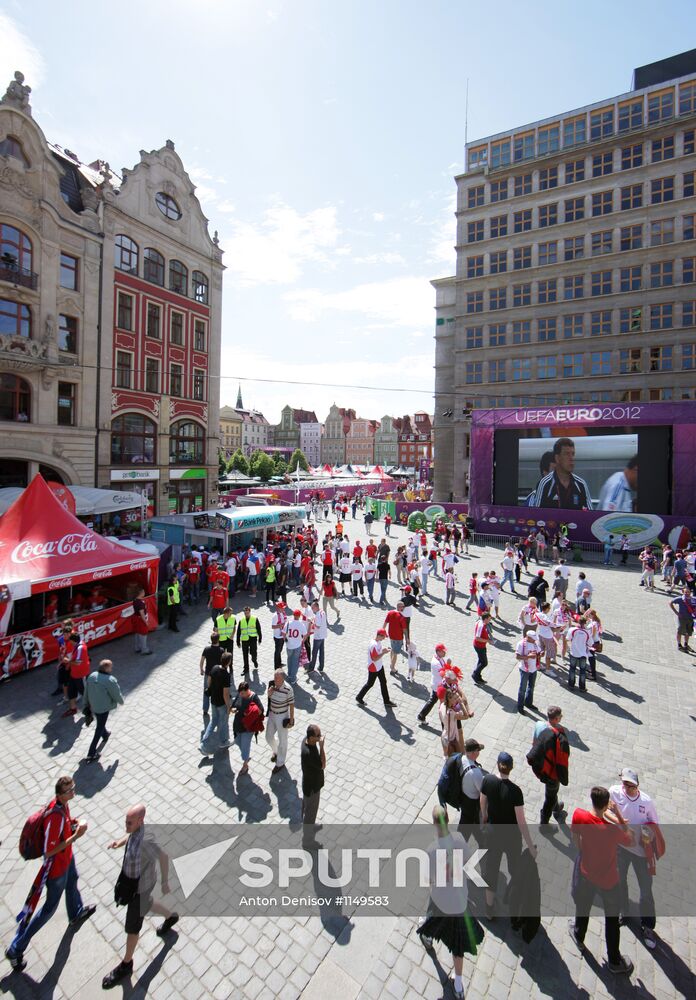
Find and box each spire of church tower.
[236,384,243,409]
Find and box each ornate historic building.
[0,71,224,513]
[320,404,355,466]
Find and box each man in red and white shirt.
[518,597,538,636]
[384,602,407,674]
[567,615,591,691]
[417,642,448,723]
[515,630,540,713]
[471,613,491,684]
[356,629,395,709]
[271,601,288,669]
[63,632,90,717]
[534,603,559,677]
[285,610,307,685]
[308,600,328,673]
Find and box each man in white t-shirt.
[487,573,501,618]
[338,554,352,595]
[270,600,288,669]
[420,554,431,594]
[285,610,308,685]
[534,603,558,677]
[515,630,540,713]
[518,597,538,636]
[609,768,660,949]
[417,643,447,723]
[567,616,590,690]
[356,629,395,709]
[500,552,516,594]
[308,600,328,673]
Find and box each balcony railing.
[0,263,38,290]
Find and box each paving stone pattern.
[0,520,695,999]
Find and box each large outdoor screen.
[492,425,672,514]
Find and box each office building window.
[592,190,613,216]
[620,143,642,170]
[512,320,531,344]
[684,301,696,327]
[146,302,160,339]
[490,179,508,202]
[490,214,508,238]
[513,173,532,196]
[591,230,613,255]
[590,107,613,140]
[564,158,585,183]
[562,353,583,377]
[685,214,696,241]
[467,220,484,243]
[116,292,133,331]
[489,323,506,346]
[590,310,612,336]
[512,358,532,381]
[649,346,673,371]
[467,255,484,278]
[116,351,132,388]
[466,291,483,313]
[538,240,557,266]
[539,166,558,190]
[490,139,511,168]
[682,344,696,370]
[513,245,532,269]
[513,282,531,306]
[620,306,643,333]
[683,257,696,284]
[684,171,695,198]
[466,326,483,349]
[619,348,642,373]
[649,303,673,329]
[564,235,584,261]
[649,387,674,401]
[468,146,487,168]
[651,135,675,161]
[620,265,642,291]
[468,185,485,208]
[679,82,696,115]
[513,132,535,162]
[57,383,76,427]
[145,358,160,394]
[489,287,506,310]
[465,362,483,384]
[620,224,642,251]
[538,278,557,304]
[513,209,532,233]
[591,270,612,296]
[59,253,78,290]
[564,196,584,222]
[537,124,560,156]
[538,355,557,379]
[650,217,674,245]
[618,98,643,133]
[620,184,642,210]
[539,203,558,227]
[651,177,674,203]
[564,274,584,299]
[563,313,583,338]
[563,116,586,147]
[489,359,506,382]
[590,351,611,375]
[538,318,557,342]
[647,89,674,123]
[592,152,613,177]
[650,260,673,288]
[490,250,507,274]
[685,130,695,155]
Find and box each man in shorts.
[384,602,407,675]
[669,586,696,652]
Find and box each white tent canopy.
[0,485,146,517]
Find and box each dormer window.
[155,191,181,220]
[0,135,29,166]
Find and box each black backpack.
[437,753,464,809]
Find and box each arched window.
[110,413,157,465]
[1,223,33,274]
[0,374,30,421]
[0,299,31,337]
[0,135,29,167]
[192,270,209,304]
[155,192,182,220]
[169,259,188,295]
[143,248,165,286]
[114,235,139,274]
[169,420,205,465]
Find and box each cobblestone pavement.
[0,521,695,999]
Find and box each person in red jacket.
[471,612,491,685]
[63,633,90,717]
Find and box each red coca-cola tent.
[0,476,159,677]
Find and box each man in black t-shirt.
[300,724,326,843]
[480,752,537,917]
[199,653,232,755]
[199,633,223,716]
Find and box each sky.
[2,0,695,425]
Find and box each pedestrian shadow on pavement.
[2,921,76,1000]
[566,728,590,753]
[307,843,354,940]
[269,767,302,822]
[359,705,416,746]
[308,673,340,701]
[480,686,520,716]
[41,714,85,756]
[513,924,592,1000]
[623,921,696,997]
[576,688,642,725]
[71,757,119,797]
[292,684,317,714]
[593,676,643,704]
[202,751,273,822]
[119,933,177,999]
[598,655,634,674]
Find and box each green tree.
[288,448,309,472]
[227,449,250,476]
[250,452,274,482]
[218,449,227,478]
[273,454,288,476]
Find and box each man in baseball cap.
[356,628,396,710]
[459,738,487,830]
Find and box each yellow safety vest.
[167,581,180,606]
[237,614,258,640]
[216,613,236,641]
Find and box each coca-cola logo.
[11,533,99,564]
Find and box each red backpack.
[526,726,570,786]
[242,701,265,735]
[19,802,64,860]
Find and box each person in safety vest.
[166,577,180,633]
[215,606,236,657]
[235,606,262,675]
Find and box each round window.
[155,192,181,220]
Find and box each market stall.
[0,476,159,678]
[148,505,308,561]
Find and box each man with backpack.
[6,775,96,971]
[528,705,570,826]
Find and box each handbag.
[114,869,139,906]
[593,640,603,653]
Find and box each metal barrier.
[471,532,635,566]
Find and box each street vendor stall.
[148,505,308,560]
[0,476,159,678]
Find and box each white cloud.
[216,199,237,214]
[222,201,341,286]
[428,190,457,268]
[284,275,432,327]
[372,212,385,222]
[354,252,406,266]
[0,14,45,90]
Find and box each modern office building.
[432,51,696,501]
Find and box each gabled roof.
[292,409,318,424]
